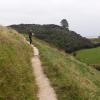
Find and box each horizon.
[0,0,100,38]
[7,23,99,38]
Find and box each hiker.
[28,30,33,44]
[73,52,77,57]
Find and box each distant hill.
[10,24,94,53]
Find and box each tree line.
[10,19,95,53]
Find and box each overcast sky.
[0,0,100,37]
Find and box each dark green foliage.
[60,19,69,29]
[10,24,94,53]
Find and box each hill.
[0,26,37,99]
[25,35,100,100]
[76,47,100,71]
[76,47,100,65]
[9,24,94,53]
[1,26,99,100]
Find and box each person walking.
[28,30,33,44]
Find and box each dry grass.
[0,26,38,100]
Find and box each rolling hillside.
[76,47,100,71]
[76,47,100,65]
[10,24,94,53]
[0,26,37,99]
[0,26,100,100]
[27,36,100,100]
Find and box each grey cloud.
[0,0,100,37]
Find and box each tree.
[60,19,69,29]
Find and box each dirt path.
[30,44,57,100]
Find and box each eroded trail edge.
[30,44,57,100]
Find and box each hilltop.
[10,24,94,53]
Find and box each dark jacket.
[29,32,32,38]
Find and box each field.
[30,36,100,100]
[76,47,100,65]
[0,27,37,100]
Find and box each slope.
[30,36,100,100]
[76,47,100,65]
[76,47,100,71]
[0,26,37,100]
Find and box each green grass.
[76,47,100,65]
[0,27,37,100]
[30,37,100,100]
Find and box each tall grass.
[31,37,100,100]
[0,27,37,100]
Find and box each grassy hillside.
[0,26,37,100]
[29,36,100,100]
[10,24,94,53]
[76,47,100,65]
